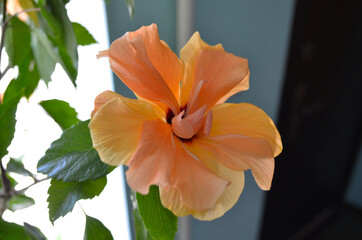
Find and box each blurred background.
[105,0,362,239]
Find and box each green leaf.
[72,22,97,46]
[83,215,113,240]
[18,0,39,26]
[0,86,22,159]
[18,54,41,99]
[5,16,31,67]
[48,178,107,223]
[2,55,40,101]
[124,0,135,18]
[137,186,177,240]
[24,223,47,240]
[0,219,31,240]
[7,158,34,178]
[7,195,35,212]
[132,192,153,240]
[37,120,113,182]
[39,0,78,85]
[39,99,79,130]
[31,28,58,85]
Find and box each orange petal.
[7,0,28,21]
[108,24,182,114]
[162,137,229,212]
[217,71,250,104]
[171,106,206,139]
[187,49,249,114]
[179,32,248,112]
[179,32,224,108]
[89,94,161,166]
[194,135,274,190]
[211,103,283,157]
[126,120,174,194]
[160,140,245,220]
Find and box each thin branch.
[2,8,41,29]
[0,63,10,80]
[0,0,8,78]
[0,6,40,81]
[0,159,12,195]
[15,177,50,194]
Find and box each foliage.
[137,186,178,240]
[0,1,180,239]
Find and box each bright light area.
[1,0,131,239]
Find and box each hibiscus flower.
[89,24,282,220]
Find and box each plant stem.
[0,0,8,79]
[15,177,50,195]
[0,158,13,216]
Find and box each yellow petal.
[107,24,181,114]
[211,103,283,157]
[89,94,161,166]
[91,90,121,117]
[160,141,245,220]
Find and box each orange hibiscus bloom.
[90,24,282,220]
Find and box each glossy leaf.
[8,195,35,212]
[7,158,34,178]
[72,22,97,46]
[39,99,79,130]
[83,215,113,240]
[31,28,58,85]
[137,186,177,240]
[5,16,31,67]
[48,178,107,223]
[37,120,113,182]
[24,223,47,240]
[0,219,31,240]
[132,191,153,240]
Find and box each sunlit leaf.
[0,219,31,240]
[7,158,34,178]
[83,215,113,240]
[37,120,114,182]
[7,195,35,212]
[5,16,31,67]
[39,99,79,130]
[72,22,97,46]
[24,223,47,240]
[0,85,22,159]
[39,0,78,85]
[137,186,177,240]
[48,178,106,223]
[31,28,58,85]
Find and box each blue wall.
[190,1,295,239]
